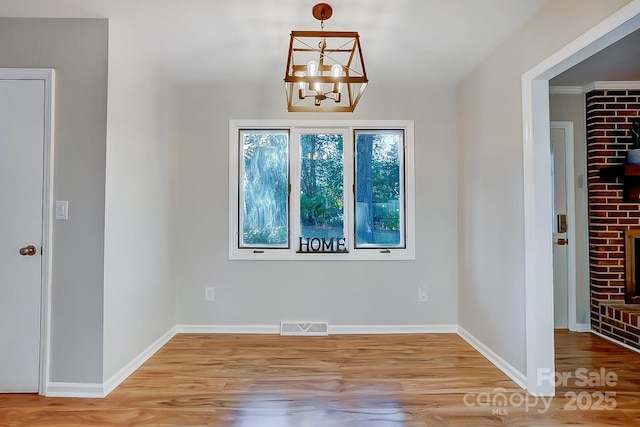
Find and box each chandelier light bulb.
[307,60,318,77]
[331,63,343,95]
[295,71,306,90]
[307,60,321,92]
[295,71,306,99]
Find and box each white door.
[551,122,576,330]
[0,78,45,392]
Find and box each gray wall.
[457,0,631,375]
[172,81,460,327]
[0,18,108,383]
[550,93,589,326]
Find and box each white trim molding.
[45,327,176,398]
[330,324,457,334]
[45,382,105,399]
[550,81,640,95]
[549,86,583,95]
[102,327,177,397]
[457,326,527,390]
[584,81,640,92]
[176,324,281,334]
[42,324,523,398]
[575,323,592,333]
[175,324,458,335]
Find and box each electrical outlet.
[205,287,215,302]
[418,286,428,302]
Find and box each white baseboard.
[591,330,640,354]
[44,324,526,398]
[102,326,177,397]
[175,324,280,334]
[175,324,457,335]
[45,382,105,398]
[329,324,458,334]
[574,323,591,333]
[457,326,527,390]
[45,326,177,398]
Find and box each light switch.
[55,200,69,220]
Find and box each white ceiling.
[0,0,549,86]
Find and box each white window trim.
[228,119,415,261]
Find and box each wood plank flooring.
[1,330,638,426]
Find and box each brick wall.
[586,88,640,350]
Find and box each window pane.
[355,130,404,248]
[240,130,289,248]
[299,133,344,245]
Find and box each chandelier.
[284,3,368,112]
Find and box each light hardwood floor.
[1,330,638,426]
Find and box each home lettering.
[298,237,347,253]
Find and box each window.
[299,131,345,247]
[354,129,405,249]
[239,129,289,248]
[229,120,415,260]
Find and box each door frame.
[0,68,55,394]
[550,121,577,331]
[522,1,640,396]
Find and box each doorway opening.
[523,3,640,396]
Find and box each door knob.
[557,238,569,246]
[19,245,37,256]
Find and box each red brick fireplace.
[587,88,640,351]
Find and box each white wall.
[0,18,108,383]
[102,19,177,380]
[457,0,631,374]
[172,81,459,327]
[549,93,589,326]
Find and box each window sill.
[229,248,415,261]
